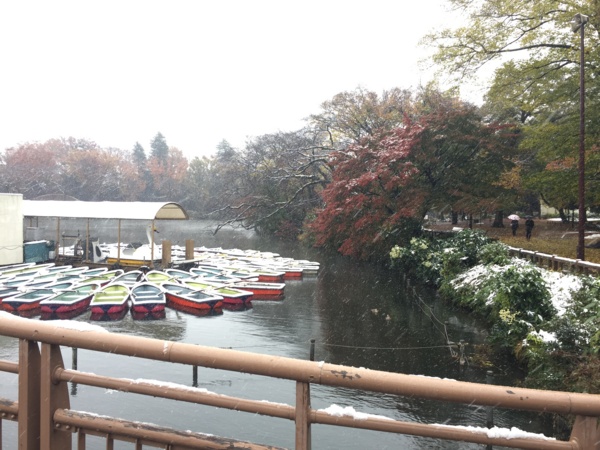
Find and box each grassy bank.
[430,219,600,264]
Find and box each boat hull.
[90,303,128,314]
[90,309,129,321]
[131,302,165,313]
[282,269,303,280]
[2,290,55,311]
[165,292,223,311]
[257,273,285,283]
[168,302,223,317]
[40,294,93,314]
[232,282,285,300]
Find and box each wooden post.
[85,218,90,262]
[295,381,311,450]
[40,343,72,450]
[117,219,122,265]
[185,239,195,260]
[55,217,60,261]
[570,415,600,449]
[162,240,172,266]
[72,347,77,370]
[19,339,41,450]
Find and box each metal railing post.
[40,343,72,450]
[19,339,41,450]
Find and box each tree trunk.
[558,208,568,223]
[451,211,458,224]
[492,210,504,228]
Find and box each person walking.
[511,219,519,236]
[525,217,535,240]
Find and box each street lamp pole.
[572,13,588,260]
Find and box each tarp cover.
[22,201,188,220]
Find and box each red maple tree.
[308,103,516,260]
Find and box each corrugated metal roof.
[22,201,189,220]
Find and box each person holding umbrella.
[508,214,520,236]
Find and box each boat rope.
[410,285,461,360]
[319,343,458,351]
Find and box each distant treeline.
[0,86,576,261]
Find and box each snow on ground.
[542,270,582,316]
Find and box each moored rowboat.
[230,281,285,300]
[130,282,166,313]
[183,280,252,307]
[39,283,100,315]
[161,282,223,311]
[2,288,56,312]
[90,283,130,314]
[83,269,125,287]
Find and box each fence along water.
[1,313,599,449]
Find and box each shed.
[0,193,24,265]
[22,201,189,266]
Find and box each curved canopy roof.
[22,201,189,220]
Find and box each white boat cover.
[22,201,188,220]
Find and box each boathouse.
[22,200,189,267]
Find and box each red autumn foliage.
[308,126,425,260]
[308,104,516,260]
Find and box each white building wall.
[0,194,23,265]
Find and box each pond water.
[0,219,555,449]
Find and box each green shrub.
[445,229,492,266]
[478,241,510,265]
[487,264,554,326]
[390,229,494,285]
[390,237,444,284]
[443,260,554,351]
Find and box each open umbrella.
[507,214,520,220]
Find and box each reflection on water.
[90,309,129,322]
[0,220,555,449]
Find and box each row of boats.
[0,248,319,321]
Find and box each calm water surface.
[0,219,554,448]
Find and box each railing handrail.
[2,312,600,449]
[1,312,599,416]
[507,245,600,274]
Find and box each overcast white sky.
[0,1,477,159]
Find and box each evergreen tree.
[132,142,146,166]
[150,132,169,164]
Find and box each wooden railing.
[423,226,600,276]
[1,313,600,449]
[507,246,600,275]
